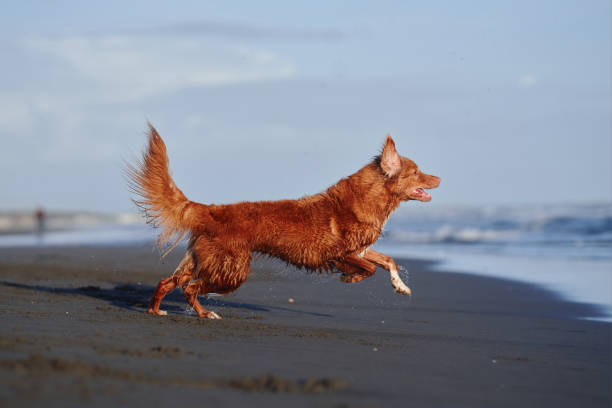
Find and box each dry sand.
[0,245,610,407]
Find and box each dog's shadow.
[0,281,331,318]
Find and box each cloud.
[118,20,344,41]
[0,32,296,167]
[0,94,30,133]
[518,73,537,88]
[25,34,296,102]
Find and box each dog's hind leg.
[181,279,222,319]
[333,254,377,283]
[180,242,252,319]
[362,249,411,295]
[148,251,195,316]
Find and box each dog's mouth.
[410,188,431,202]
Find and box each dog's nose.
[431,176,441,188]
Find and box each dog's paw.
[205,311,222,319]
[392,284,412,296]
[147,308,168,316]
[389,268,411,296]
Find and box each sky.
[0,0,610,213]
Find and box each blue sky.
[0,1,610,212]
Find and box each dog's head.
[377,136,440,202]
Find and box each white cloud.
[124,20,344,41]
[0,33,297,165]
[518,73,537,88]
[25,35,295,102]
[0,94,30,133]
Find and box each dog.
[126,124,440,319]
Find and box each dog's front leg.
[333,254,377,283]
[362,249,411,295]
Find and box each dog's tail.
[125,123,208,257]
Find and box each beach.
[0,244,610,407]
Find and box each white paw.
[206,311,222,319]
[390,268,411,296]
[392,282,412,295]
[147,308,167,316]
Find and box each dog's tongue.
[414,188,431,200]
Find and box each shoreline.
[0,245,610,407]
[376,242,612,323]
[3,241,610,322]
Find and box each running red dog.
[127,124,440,319]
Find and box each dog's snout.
[431,176,441,188]
[423,174,440,188]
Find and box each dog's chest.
[343,221,384,251]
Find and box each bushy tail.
[125,124,206,257]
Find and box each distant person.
[35,207,46,236]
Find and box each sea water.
[374,202,612,321]
[1,203,610,321]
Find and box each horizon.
[2,200,610,217]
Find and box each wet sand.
[0,245,610,407]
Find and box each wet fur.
[126,124,440,318]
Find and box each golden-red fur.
[126,124,440,318]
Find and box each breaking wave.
[381,203,612,260]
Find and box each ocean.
[1,202,610,321]
[375,202,612,321]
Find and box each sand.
[0,245,610,407]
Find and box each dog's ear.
[381,135,401,177]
